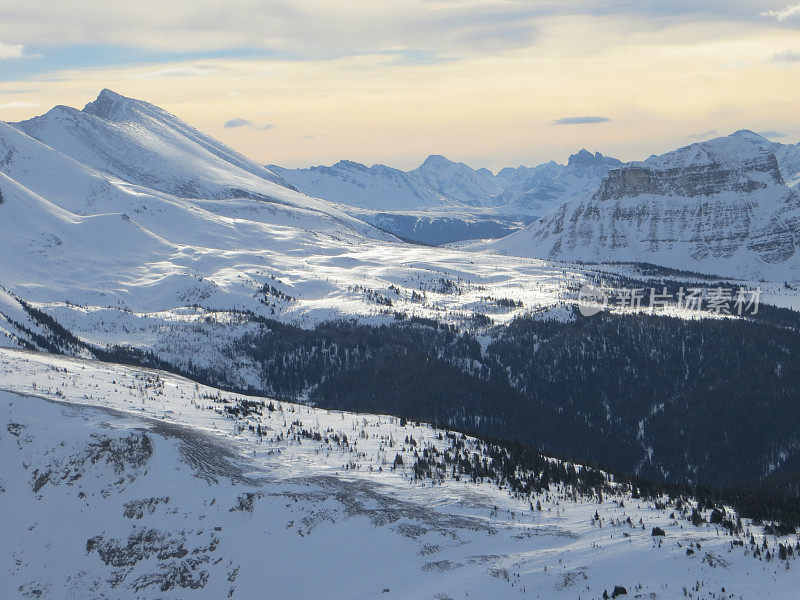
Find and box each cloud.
[763,3,800,21]
[130,65,222,79]
[553,116,610,125]
[0,42,25,59]
[223,118,252,128]
[771,49,800,62]
[0,1,543,62]
[0,1,792,82]
[758,130,787,138]
[223,118,274,130]
[0,101,41,109]
[688,129,718,139]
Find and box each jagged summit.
[413,153,489,179]
[567,148,622,168]
[81,88,155,122]
[10,89,297,197]
[419,154,457,169]
[331,159,369,170]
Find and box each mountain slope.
[409,154,504,206]
[494,150,622,214]
[272,150,621,217]
[13,89,291,199]
[490,131,800,280]
[0,89,577,356]
[269,154,503,212]
[270,150,621,244]
[3,347,800,599]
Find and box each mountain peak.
[83,88,136,121]
[420,154,457,169]
[567,149,621,168]
[593,131,785,202]
[83,89,152,122]
[332,159,369,171]
[731,129,769,143]
[97,88,126,101]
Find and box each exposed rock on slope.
[490,131,800,280]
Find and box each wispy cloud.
[763,3,800,21]
[553,116,610,125]
[759,130,787,138]
[0,101,40,109]
[223,118,274,130]
[689,129,718,139]
[131,65,222,79]
[771,49,800,62]
[0,42,25,59]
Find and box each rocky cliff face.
[491,132,800,280]
[594,140,783,201]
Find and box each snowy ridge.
[2,347,799,599]
[270,149,620,219]
[14,89,290,198]
[269,155,503,212]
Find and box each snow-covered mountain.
[13,89,293,199]
[490,131,800,280]
[276,150,622,214]
[269,150,624,244]
[268,156,526,244]
[4,347,799,600]
[269,154,504,212]
[271,150,622,217]
[4,91,800,599]
[493,149,622,214]
[409,154,505,206]
[0,89,577,372]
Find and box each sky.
[1,0,800,170]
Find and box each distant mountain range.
[4,90,800,283]
[490,130,800,280]
[269,150,622,244]
[272,132,800,273]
